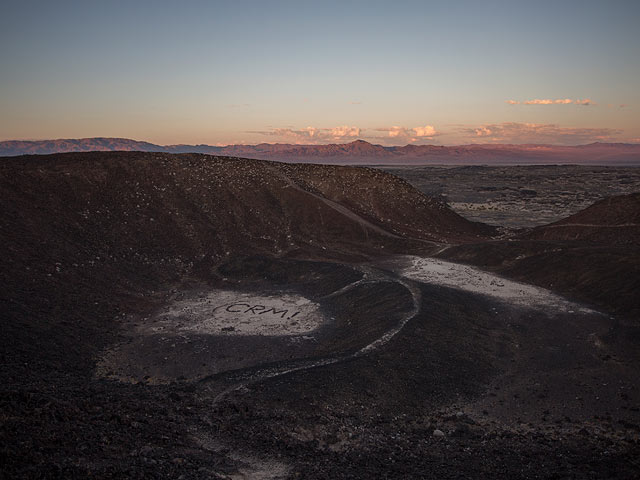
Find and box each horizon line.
[2,136,639,148]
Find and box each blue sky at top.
[1,0,638,145]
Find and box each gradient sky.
[1,0,639,145]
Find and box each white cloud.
[413,125,437,137]
[253,125,362,144]
[523,99,555,105]
[474,127,492,137]
[328,125,360,137]
[386,126,408,138]
[458,122,622,144]
[508,98,594,106]
[373,125,438,143]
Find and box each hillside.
[0,137,163,155]
[2,137,640,164]
[2,152,639,478]
[0,151,493,372]
[438,193,640,316]
[524,192,640,244]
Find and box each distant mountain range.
[2,137,640,164]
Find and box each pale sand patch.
[192,429,290,479]
[153,290,324,336]
[400,256,594,313]
[449,201,509,212]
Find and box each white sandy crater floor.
[151,290,325,336]
[399,256,595,313]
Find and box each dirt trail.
[201,265,421,405]
[201,255,597,407]
[276,171,402,239]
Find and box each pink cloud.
[372,125,438,143]
[474,127,493,137]
[524,98,573,105]
[458,122,622,145]
[508,98,594,106]
[327,125,360,137]
[523,99,555,105]
[413,125,437,137]
[254,125,361,144]
[385,126,411,138]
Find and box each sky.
[1,0,639,146]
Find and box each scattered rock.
[139,445,153,456]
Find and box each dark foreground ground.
[3,255,639,479]
[1,153,639,479]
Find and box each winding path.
[200,255,598,406]
[201,265,422,405]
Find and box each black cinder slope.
[0,151,493,376]
[438,192,640,317]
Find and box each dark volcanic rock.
[0,151,492,378]
[438,193,640,317]
[2,152,639,479]
[525,192,640,244]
